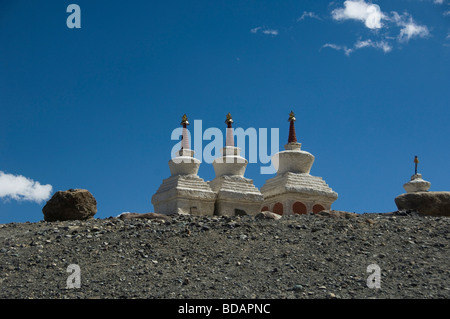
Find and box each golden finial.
[181,114,189,126]
[225,112,233,124]
[288,111,296,122]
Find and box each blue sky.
[1,0,449,223]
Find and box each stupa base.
[209,175,264,216]
[261,172,338,215]
[152,174,216,216]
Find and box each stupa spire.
[225,112,234,147]
[288,111,297,144]
[414,155,419,175]
[180,114,190,150]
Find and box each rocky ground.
[0,212,449,299]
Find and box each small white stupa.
[260,111,338,215]
[403,156,431,193]
[151,114,216,215]
[208,113,264,216]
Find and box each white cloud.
[398,23,429,42]
[328,1,432,54]
[444,10,450,16]
[434,0,444,4]
[0,171,52,203]
[391,12,430,42]
[262,29,278,35]
[322,43,354,56]
[322,39,392,55]
[250,26,278,36]
[354,39,392,52]
[332,0,385,29]
[297,11,322,21]
[331,1,430,41]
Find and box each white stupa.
[208,113,264,216]
[151,114,216,215]
[260,111,338,215]
[402,156,431,193]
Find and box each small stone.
[68,226,80,232]
[316,210,357,219]
[119,212,169,221]
[255,211,282,220]
[292,285,303,291]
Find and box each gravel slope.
[0,213,449,299]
